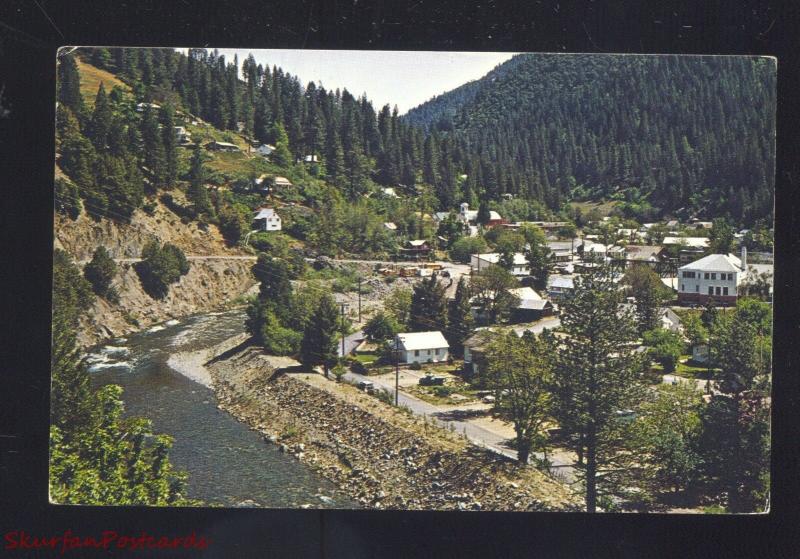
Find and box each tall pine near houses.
[550,264,647,512]
[299,294,341,378]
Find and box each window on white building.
[708,286,713,295]
[723,286,729,296]
[414,350,419,357]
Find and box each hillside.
[404,53,776,225]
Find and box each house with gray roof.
[677,253,744,305]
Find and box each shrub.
[643,328,684,373]
[83,247,118,301]
[449,236,488,263]
[433,385,453,398]
[135,240,190,299]
[409,362,422,371]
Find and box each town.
[51,48,774,514]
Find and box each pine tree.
[409,274,448,333]
[701,306,770,512]
[57,53,84,118]
[188,143,212,217]
[140,105,166,190]
[83,246,118,301]
[522,224,553,292]
[271,121,292,167]
[299,294,341,377]
[550,264,648,512]
[446,276,474,357]
[159,103,178,187]
[87,84,112,150]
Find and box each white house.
[677,253,744,305]
[457,203,503,226]
[470,252,529,276]
[174,126,191,144]
[255,144,275,157]
[273,176,293,188]
[395,331,450,364]
[253,207,281,232]
[297,154,319,163]
[547,275,575,299]
[136,102,161,113]
[206,140,240,152]
[381,187,399,198]
[383,222,398,231]
[663,237,711,249]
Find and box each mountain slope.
[404,53,776,224]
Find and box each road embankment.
[206,342,579,511]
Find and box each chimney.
[741,245,747,269]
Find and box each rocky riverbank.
[206,342,580,511]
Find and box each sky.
[202,49,517,115]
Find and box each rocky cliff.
[55,194,257,346]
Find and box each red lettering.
[117,535,129,548]
[100,531,117,549]
[4,531,19,550]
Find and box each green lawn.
[353,352,378,364]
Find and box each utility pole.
[395,336,400,406]
[340,303,348,358]
[357,276,362,323]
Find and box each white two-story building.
[677,253,744,305]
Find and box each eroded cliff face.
[77,260,257,346]
[54,190,242,261]
[54,195,257,347]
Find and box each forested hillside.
[405,54,776,225]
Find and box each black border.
[2,1,798,557]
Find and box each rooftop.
[396,331,449,351]
[679,253,743,272]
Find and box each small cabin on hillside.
[273,176,293,188]
[399,239,431,261]
[253,207,281,232]
[205,140,240,152]
[255,144,275,157]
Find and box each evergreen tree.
[522,224,553,292]
[271,121,292,167]
[83,246,118,302]
[87,84,112,150]
[188,143,213,217]
[701,306,770,512]
[140,105,166,190]
[57,53,84,118]
[299,294,341,377]
[409,274,448,333]
[623,264,671,335]
[477,200,491,226]
[159,103,178,187]
[550,264,648,512]
[446,276,474,357]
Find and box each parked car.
[419,375,445,386]
[357,381,375,392]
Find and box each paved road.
[341,367,576,483]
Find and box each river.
[86,308,357,509]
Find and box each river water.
[87,308,357,509]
